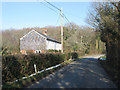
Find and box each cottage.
[20,29,61,54]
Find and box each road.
[28,55,117,88]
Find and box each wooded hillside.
[1,23,105,55]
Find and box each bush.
[71,52,78,59]
[64,53,72,60]
[2,53,65,83]
[85,49,89,54]
[64,51,85,60]
[47,49,61,53]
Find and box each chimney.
[42,28,47,36]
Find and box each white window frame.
[35,50,41,53]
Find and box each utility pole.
[61,8,63,53]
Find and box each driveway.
[28,55,117,88]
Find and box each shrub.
[64,51,85,60]
[85,49,89,54]
[71,52,78,59]
[64,53,72,60]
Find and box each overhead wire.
[40,0,73,26]
[39,1,61,26]
[40,2,60,15]
[63,14,72,25]
[44,0,61,12]
[43,0,72,24]
[55,14,60,26]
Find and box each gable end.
[20,30,46,40]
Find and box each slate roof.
[38,32,61,44]
[20,30,61,44]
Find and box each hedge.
[2,52,83,84]
[47,49,61,53]
[2,53,65,83]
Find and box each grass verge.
[78,55,84,58]
[98,56,119,88]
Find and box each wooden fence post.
[34,64,37,73]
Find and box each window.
[35,50,41,54]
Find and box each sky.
[2,1,92,30]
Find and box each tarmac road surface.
[28,55,117,88]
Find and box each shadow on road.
[81,58,98,60]
[28,57,117,88]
